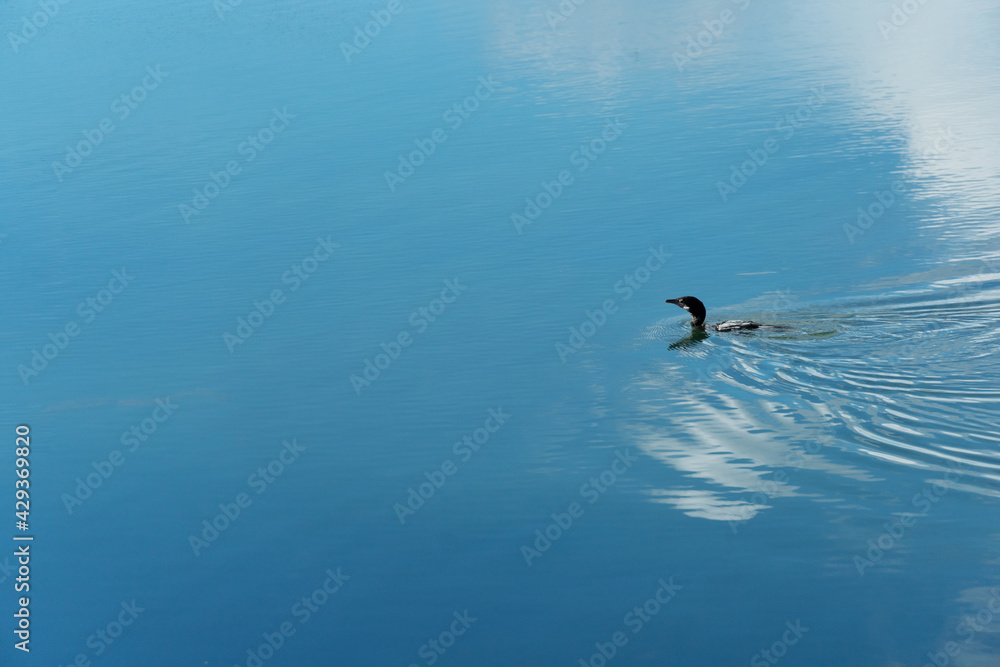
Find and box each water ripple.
[630,281,1000,521]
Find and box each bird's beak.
[665,299,679,305]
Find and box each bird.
[665,296,762,332]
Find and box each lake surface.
[3,0,1000,665]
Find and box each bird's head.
[665,296,707,327]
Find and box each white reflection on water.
[630,272,1000,524]
[629,353,876,523]
[848,0,1000,251]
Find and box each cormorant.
[665,296,762,332]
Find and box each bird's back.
[710,320,760,332]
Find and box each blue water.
[4,0,1000,665]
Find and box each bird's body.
[709,319,760,332]
[665,296,763,331]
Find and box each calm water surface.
[3,0,1000,665]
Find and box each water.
[3,0,1000,665]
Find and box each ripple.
[630,281,1000,520]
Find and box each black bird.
[665,296,762,332]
